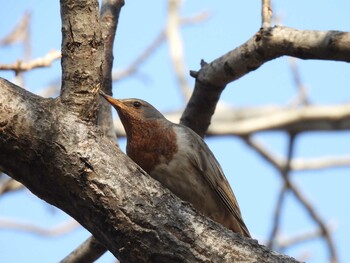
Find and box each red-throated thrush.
[101,92,250,237]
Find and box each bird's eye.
[133,101,142,108]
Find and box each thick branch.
[182,26,350,136]
[0,78,299,262]
[60,0,104,122]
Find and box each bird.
[100,91,251,237]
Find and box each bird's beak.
[99,91,126,111]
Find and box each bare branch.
[267,184,288,248]
[0,218,79,237]
[166,0,192,101]
[292,155,350,171]
[208,104,350,136]
[112,11,209,82]
[269,134,296,248]
[0,50,61,73]
[277,225,336,250]
[60,236,106,263]
[182,26,350,136]
[112,31,165,81]
[100,0,124,94]
[98,0,124,141]
[244,135,338,263]
[288,58,309,106]
[202,27,350,87]
[289,182,338,263]
[180,11,210,26]
[241,136,350,171]
[0,12,31,46]
[261,0,272,28]
[0,178,24,195]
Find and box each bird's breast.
[126,121,178,174]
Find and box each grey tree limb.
[0,77,299,262]
[181,26,350,136]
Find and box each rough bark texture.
[0,78,299,262]
[181,26,350,136]
[60,0,104,122]
[4,1,348,261]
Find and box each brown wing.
[182,126,251,237]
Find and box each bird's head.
[100,91,165,134]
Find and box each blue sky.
[1,1,350,262]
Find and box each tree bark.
[60,0,104,122]
[6,1,349,261]
[0,78,298,262]
[181,26,350,136]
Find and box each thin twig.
[277,224,336,251]
[241,136,350,171]
[112,30,165,81]
[261,0,272,28]
[268,134,296,248]
[60,236,106,263]
[0,50,61,73]
[289,180,338,263]
[267,184,288,248]
[0,12,31,47]
[166,0,192,101]
[0,218,79,237]
[112,11,209,82]
[288,58,309,106]
[245,135,338,263]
